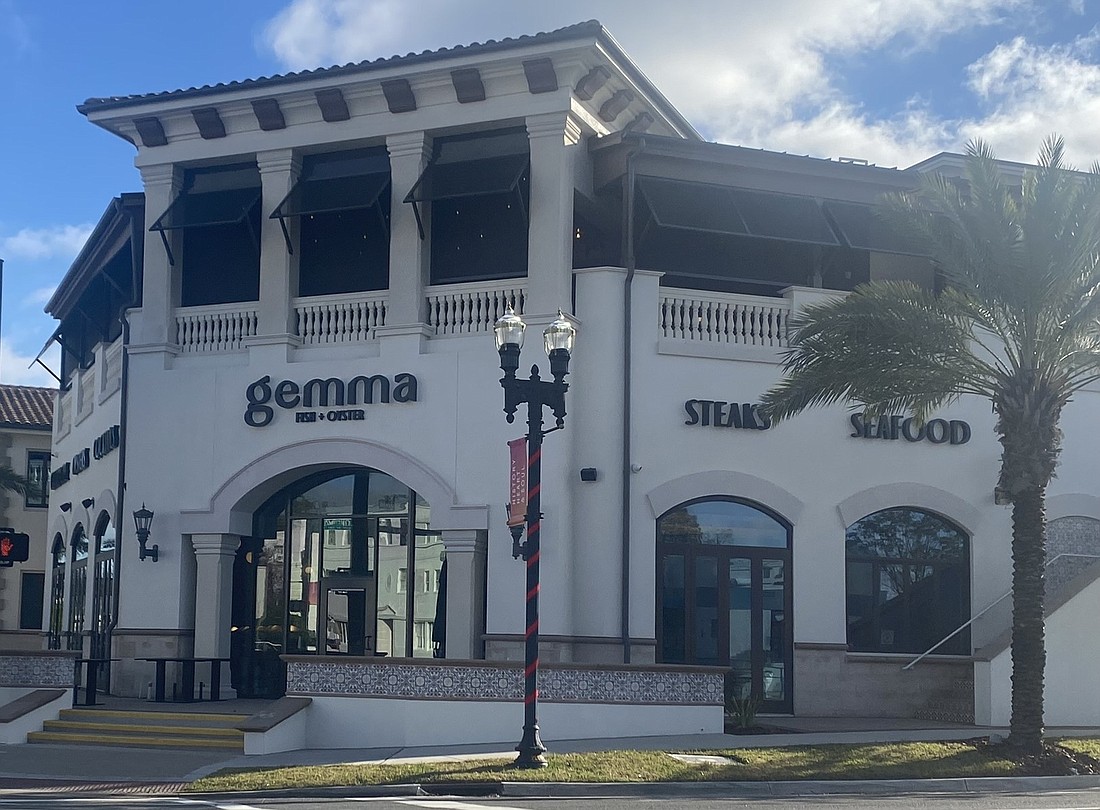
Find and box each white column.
[191,534,238,697]
[442,529,487,659]
[384,131,432,328]
[524,112,583,316]
[134,164,180,347]
[256,150,301,338]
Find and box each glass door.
[657,498,793,714]
[724,553,790,712]
[319,575,377,655]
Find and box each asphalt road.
[6,790,1100,810]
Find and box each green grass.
[187,738,1091,793]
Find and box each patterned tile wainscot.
[285,658,724,705]
[0,653,77,687]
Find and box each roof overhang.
[47,192,144,319]
[77,22,700,160]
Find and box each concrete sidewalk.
[2,716,1099,795]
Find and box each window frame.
[25,449,50,509]
[844,507,971,655]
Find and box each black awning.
[822,200,927,256]
[271,171,390,220]
[403,152,529,240]
[731,188,840,246]
[404,152,529,204]
[149,186,261,232]
[637,176,747,236]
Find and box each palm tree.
[0,466,31,496]
[760,137,1100,754]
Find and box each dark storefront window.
[406,128,530,284]
[25,450,49,508]
[67,524,88,651]
[151,163,262,306]
[19,571,44,630]
[845,508,970,654]
[272,149,391,297]
[236,467,443,698]
[47,534,66,649]
[657,497,793,712]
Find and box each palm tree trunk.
[1008,483,1046,753]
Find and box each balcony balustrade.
[426,280,526,336]
[174,303,259,353]
[294,292,387,345]
[659,288,791,348]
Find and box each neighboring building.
[40,21,1100,746]
[0,385,54,650]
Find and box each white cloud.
[1,224,92,262]
[257,1,1100,168]
[960,31,1100,164]
[0,340,58,388]
[22,286,56,308]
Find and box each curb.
[174,773,1100,802]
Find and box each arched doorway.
[47,534,66,650]
[67,524,88,652]
[90,511,116,690]
[231,466,443,698]
[656,497,793,713]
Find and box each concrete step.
[29,707,245,751]
[43,719,243,739]
[26,730,243,751]
[58,708,242,727]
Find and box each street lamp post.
[494,307,576,769]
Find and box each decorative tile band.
[286,661,723,705]
[0,655,74,688]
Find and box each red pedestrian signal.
[0,531,29,565]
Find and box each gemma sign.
[850,413,971,445]
[245,372,418,427]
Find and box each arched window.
[236,466,443,699]
[90,511,116,668]
[67,524,88,651]
[657,497,792,712]
[845,508,970,655]
[47,534,66,650]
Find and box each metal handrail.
[902,552,1100,670]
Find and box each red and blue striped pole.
[515,417,546,767]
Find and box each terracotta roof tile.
[79,21,604,113]
[0,385,55,431]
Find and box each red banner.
[508,437,527,528]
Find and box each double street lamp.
[493,306,576,769]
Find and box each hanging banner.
[508,438,527,528]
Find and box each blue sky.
[2,0,1099,386]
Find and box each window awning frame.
[149,186,262,266]
[403,153,529,240]
[636,174,931,258]
[270,170,391,254]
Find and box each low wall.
[794,645,973,719]
[976,574,1100,726]
[0,650,77,689]
[284,656,724,750]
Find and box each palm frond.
[761,282,994,423]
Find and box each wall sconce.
[59,502,71,512]
[994,487,1012,506]
[133,503,158,562]
[81,498,95,510]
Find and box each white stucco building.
[0,385,54,650]
[38,21,1100,747]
